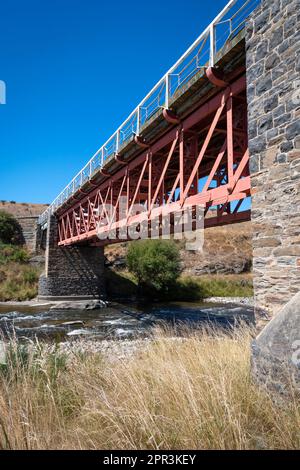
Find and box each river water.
[0,300,254,342]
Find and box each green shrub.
[23,267,39,284]
[127,239,181,291]
[0,211,23,245]
[0,243,29,264]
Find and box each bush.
[126,239,181,291]
[0,244,29,265]
[0,211,23,245]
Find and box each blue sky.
[0,0,229,204]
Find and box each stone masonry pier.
[38,216,105,300]
[246,0,300,319]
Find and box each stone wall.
[16,216,39,253]
[39,216,106,300]
[246,0,300,316]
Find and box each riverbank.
[0,268,253,304]
[106,271,253,301]
[0,327,299,450]
[0,295,254,310]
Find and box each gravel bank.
[205,297,254,306]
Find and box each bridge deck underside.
[57,74,250,247]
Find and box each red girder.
[57,74,251,247]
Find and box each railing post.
[116,130,120,153]
[165,75,170,109]
[209,23,215,67]
[136,107,140,136]
[101,147,104,167]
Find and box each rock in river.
[50,299,107,311]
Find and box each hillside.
[105,221,253,276]
[0,201,49,218]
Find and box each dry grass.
[0,262,39,301]
[0,327,299,450]
[0,243,40,301]
[0,201,49,218]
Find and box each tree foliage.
[126,239,181,291]
[0,210,23,245]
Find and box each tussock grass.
[0,243,39,301]
[0,243,29,265]
[0,327,299,450]
[0,263,39,301]
[179,274,253,299]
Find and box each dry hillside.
[105,221,253,275]
[0,201,48,218]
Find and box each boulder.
[50,299,107,310]
[251,291,300,393]
[61,321,85,326]
[0,340,6,365]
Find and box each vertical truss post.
[110,180,113,212]
[126,169,130,217]
[192,135,198,195]
[179,129,184,205]
[226,95,234,187]
[216,171,222,219]
[148,152,152,213]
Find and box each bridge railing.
[39,0,260,226]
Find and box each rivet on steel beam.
[89,179,99,187]
[100,168,110,177]
[162,108,180,124]
[206,67,228,88]
[79,189,89,195]
[115,153,127,165]
[134,135,149,148]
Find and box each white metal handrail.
[39,0,260,225]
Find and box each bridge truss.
[57,73,250,247]
[39,0,260,234]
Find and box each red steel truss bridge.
[39,0,260,247]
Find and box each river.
[0,300,254,342]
